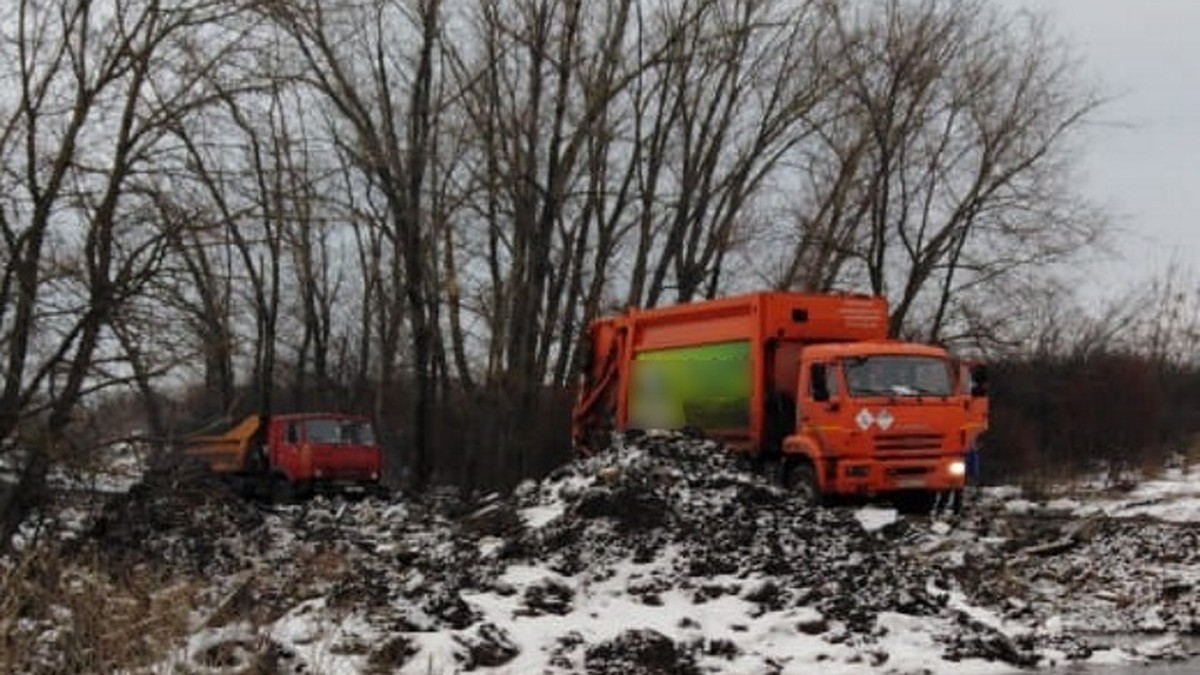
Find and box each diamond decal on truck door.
[876,409,894,431]
[855,408,875,430]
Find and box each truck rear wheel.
[781,460,823,506]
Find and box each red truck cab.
[265,413,383,487]
[184,412,384,496]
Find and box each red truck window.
[303,419,376,445]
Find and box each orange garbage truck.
[572,292,988,508]
[184,412,385,498]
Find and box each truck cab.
[184,412,384,496]
[266,413,383,487]
[781,342,987,502]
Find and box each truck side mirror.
[811,363,830,402]
[969,363,988,397]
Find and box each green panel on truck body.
[629,340,751,430]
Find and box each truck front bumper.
[826,457,966,495]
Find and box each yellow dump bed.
[183,415,261,473]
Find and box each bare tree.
[451,0,829,394]
[259,0,446,488]
[155,211,239,415]
[0,0,247,546]
[455,0,635,390]
[774,0,1103,341]
[0,0,1121,505]
[287,205,341,407]
[632,0,828,307]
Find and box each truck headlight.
[948,461,966,477]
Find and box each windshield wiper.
[890,385,952,397]
[853,387,893,396]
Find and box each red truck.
[184,412,384,498]
[572,292,988,509]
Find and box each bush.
[984,352,1200,485]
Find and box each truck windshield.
[843,355,952,397]
[304,419,377,445]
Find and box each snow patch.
[853,505,898,532]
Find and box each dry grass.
[0,532,382,672]
[1,543,202,674]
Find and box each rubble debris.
[585,629,699,675]
[455,622,520,670]
[6,431,1199,673]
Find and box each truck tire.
[941,489,965,516]
[270,474,297,503]
[782,460,823,506]
[894,490,935,515]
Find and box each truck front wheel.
[270,473,300,503]
[781,460,823,506]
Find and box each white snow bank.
[1071,465,1200,523]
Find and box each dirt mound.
[510,433,946,632]
[945,509,1200,636]
[87,455,267,574]
[54,431,1200,672]
[585,628,700,674]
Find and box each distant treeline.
[986,353,1200,488]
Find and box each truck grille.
[874,433,943,452]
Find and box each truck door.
[273,420,303,480]
[798,359,847,457]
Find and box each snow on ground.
[853,506,899,533]
[5,435,1200,673]
[1064,464,1200,523]
[46,439,153,494]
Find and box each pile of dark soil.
[87,456,266,575]
[67,432,1200,671]
[509,432,949,634]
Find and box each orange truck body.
[572,292,988,501]
[185,412,383,491]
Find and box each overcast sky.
[998,0,1200,298]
